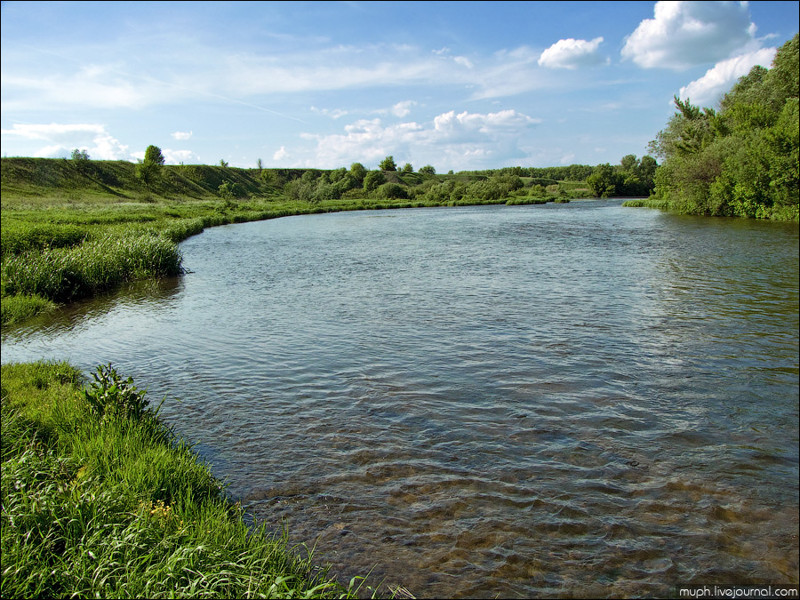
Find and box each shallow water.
[3,200,798,597]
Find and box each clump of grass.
[0,293,58,326]
[505,197,549,205]
[1,232,182,303]
[0,222,90,258]
[1,361,372,599]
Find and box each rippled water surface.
[3,201,799,597]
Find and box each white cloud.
[2,122,106,140]
[391,101,417,118]
[453,56,474,69]
[273,146,289,161]
[679,47,777,105]
[538,37,607,70]
[621,1,758,70]
[162,148,199,164]
[310,106,349,119]
[171,130,193,140]
[299,109,540,170]
[1,122,129,159]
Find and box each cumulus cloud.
[679,47,777,105]
[299,109,540,170]
[1,122,129,159]
[621,1,757,70]
[171,130,193,140]
[538,37,607,69]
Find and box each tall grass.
[0,222,90,258]
[1,361,372,599]
[0,293,58,326]
[2,233,182,303]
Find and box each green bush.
[83,363,159,424]
[376,182,408,199]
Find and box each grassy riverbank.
[0,158,590,326]
[1,361,374,598]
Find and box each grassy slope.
[1,361,374,599]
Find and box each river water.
[3,200,798,597]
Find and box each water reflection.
[3,276,184,344]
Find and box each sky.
[1,1,798,172]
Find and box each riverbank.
[1,360,377,598]
[1,157,591,326]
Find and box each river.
[3,200,798,597]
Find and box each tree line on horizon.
[58,142,658,205]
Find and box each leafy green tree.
[649,33,798,219]
[144,145,165,166]
[587,164,620,198]
[348,162,367,185]
[363,170,386,192]
[71,148,90,161]
[218,181,243,201]
[379,156,397,171]
[136,145,165,187]
[419,165,436,175]
[219,159,229,167]
[257,158,263,170]
[377,182,408,199]
[401,163,413,174]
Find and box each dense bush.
[648,34,798,219]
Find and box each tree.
[402,163,413,174]
[363,170,386,192]
[136,145,165,186]
[587,163,620,198]
[349,162,367,183]
[71,148,90,161]
[377,182,408,199]
[144,145,165,165]
[379,156,397,171]
[257,158,263,170]
[419,165,436,175]
[219,159,229,167]
[648,33,798,219]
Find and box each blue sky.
[1,1,798,172]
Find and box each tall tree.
[136,145,165,186]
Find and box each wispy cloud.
[171,130,193,140]
[2,37,558,116]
